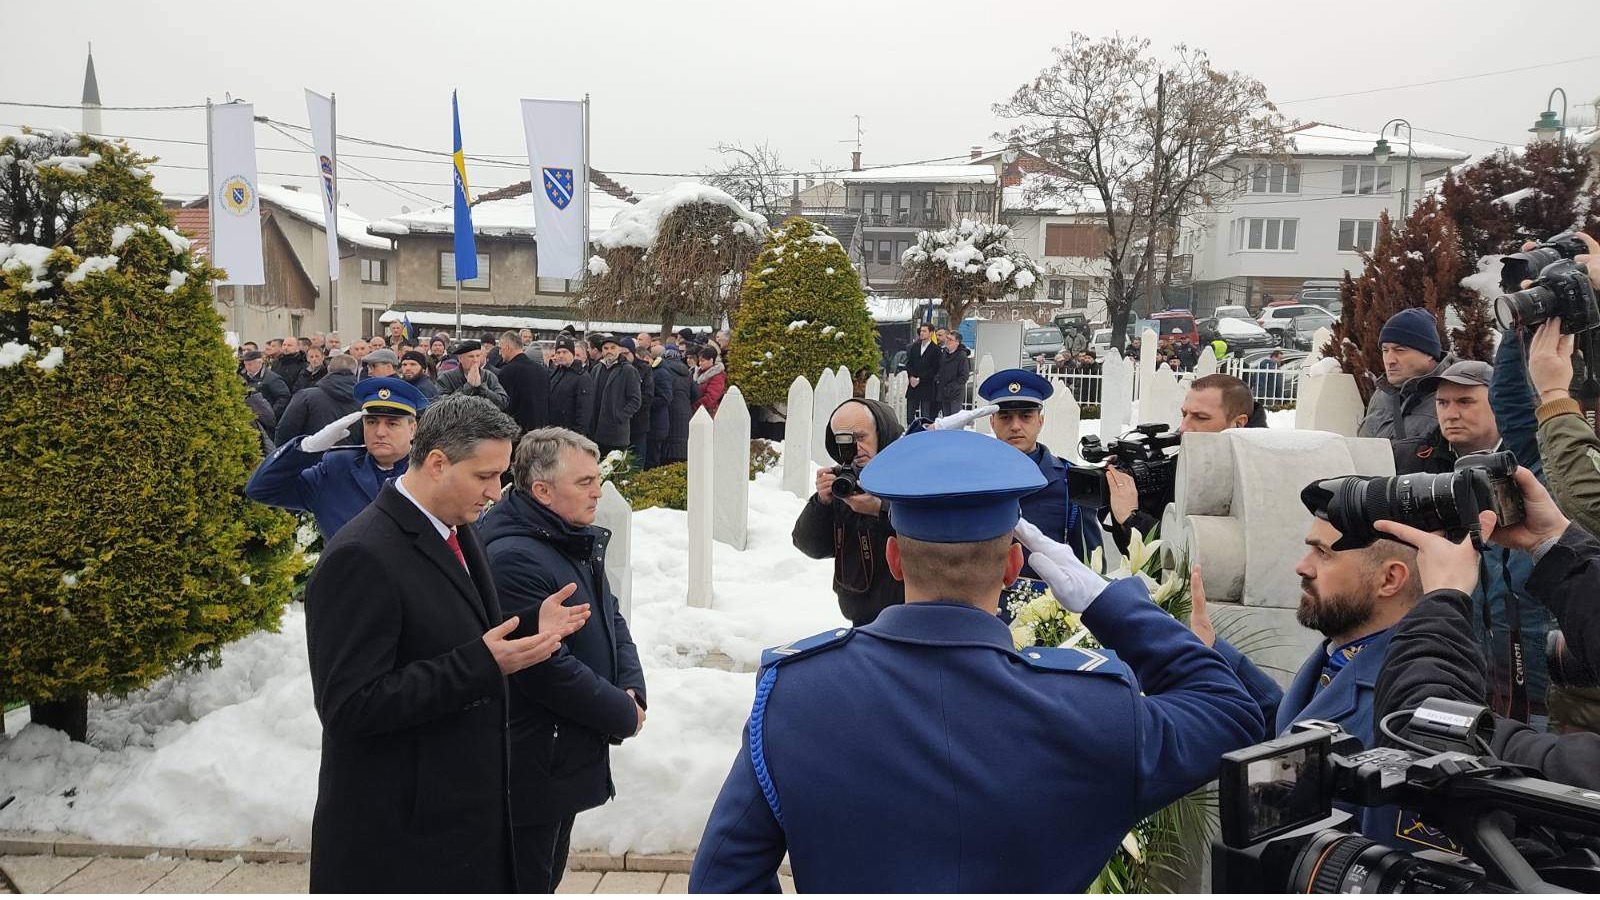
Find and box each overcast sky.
[3,0,1596,218]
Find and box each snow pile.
[0,341,34,368]
[37,153,102,175]
[1217,317,1268,338]
[65,255,118,284]
[587,255,610,277]
[596,183,766,252]
[1306,356,1344,376]
[1,243,56,281]
[163,270,189,294]
[34,346,64,371]
[1461,254,1506,302]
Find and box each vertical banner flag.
[520,98,588,280]
[305,89,339,280]
[208,102,265,285]
[451,91,478,282]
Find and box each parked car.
[1258,304,1335,347]
[1295,280,1344,317]
[1149,309,1198,345]
[1214,305,1254,321]
[1211,316,1277,352]
[1022,327,1065,371]
[1089,328,1113,356]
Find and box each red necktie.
[444,529,468,571]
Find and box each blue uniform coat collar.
[352,451,404,500]
[860,600,1014,652]
[1275,627,1394,733]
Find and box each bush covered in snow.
[898,218,1041,325]
[0,130,300,733]
[727,217,880,406]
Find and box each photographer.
[1371,467,1600,787]
[1104,373,1264,553]
[791,398,905,626]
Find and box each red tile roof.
[169,206,210,260]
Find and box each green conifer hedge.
[727,217,881,406]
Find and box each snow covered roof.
[1002,173,1106,215]
[257,183,390,251]
[368,186,634,240]
[1284,123,1469,162]
[594,182,766,250]
[840,164,997,185]
[380,308,667,335]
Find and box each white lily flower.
[1119,830,1143,862]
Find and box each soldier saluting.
[689,428,1264,893]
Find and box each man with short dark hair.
[399,350,440,401]
[303,395,587,892]
[438,340,509,410]
[481,427,645,892]
[241,349,292,420]
[548,338,594,435]
[496,330,551,434]
[935,330,971,417]
[905,323,941,420]
[1359,307,1456,440]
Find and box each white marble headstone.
[595,481,633,619]
[687,409,715,608]
[782,376,814,498]
[812,367,837,466]
[712,386,751,550]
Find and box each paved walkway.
[0,856,795,894]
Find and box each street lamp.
[1371,119,1413,215]
[1530,88,1567,143]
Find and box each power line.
[259,119,439,207]
[1277,54,1600,104]
[0,99,206,111]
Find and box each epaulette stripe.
[748,666,784,826]
[1077,648,1109,672]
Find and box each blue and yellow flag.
[451,90,478,282]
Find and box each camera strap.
[1479,550,1529,722]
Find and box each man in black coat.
[621,338,653,466]
[935,331,973,417]
[587,334,642,457]
[303,396,589,892]
[495,330,552,435]
[276,353,361,447]
[481,427,646,892]
[548,337,594,436]
[648,344,693,467]
[273,338,310,392]
[240,350,292,420]
[904,323,941,420]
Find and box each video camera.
[1067,423,1180,518]
[1496,230,1598,335]
[1300,449,1524,551]
[1214,699,1600,893]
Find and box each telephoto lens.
[1300,472,1474,550]
[1286,832,1488,893]
[1499,231,1588,292]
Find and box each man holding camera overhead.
[791,397,907,626]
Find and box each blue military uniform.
[244,377,426,537]
[689,429,1265,893]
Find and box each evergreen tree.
[0,131,299,740]
[728,217,880,406]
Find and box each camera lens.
[1305,472,1469,550]
[1494,285,1555,330]
[1499,247,1562,292]
[1291,833,1487,892]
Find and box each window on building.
[1048,278,1067,301]
[1338,219,1377,252]
[1341,164,1393,195]
[896,193,912,224]
[1071,279,1090,308]
[877,240,892,265]
[1044,223,1109,258]
[361,308,385,337]
[895,239,909,262]
[1249,162,1300,194]
[360,258,387,285]
[976,190,992,215]
[862,191,876,215]
[439,251,491,290]
[536,277,576,294]
[921,192,936,221]
[957,191,973,212]
[1236,217,1298,251]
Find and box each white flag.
[520,99,588,281]
[305,89,339,281]
[208,102,264,285]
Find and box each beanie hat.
[618,337,636,353]
[401,350,430,368]
[1379,308,1442,359]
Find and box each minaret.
[81,44,102,135]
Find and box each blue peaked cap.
[859,429,1047,543]
[979,367,1053,409]
[354,376,428,417]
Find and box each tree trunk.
[31,695,88,742]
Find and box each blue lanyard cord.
[748,666,784,825]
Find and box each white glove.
[931,404,998,431]
[1013,519,1108,613]
[301,410,365,453]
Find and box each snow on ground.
[0,410,1301,853]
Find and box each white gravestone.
[687,408,715,608]
[1295,372,1366,437]
[1142,366,1183,431]
[783,376,814,498]
[1099,349,1133,439]
[1039,383,1082,462]
[811,368,837,466]
[836,366,852,398]
[865,374,881,403]
[712,386,751,550]
[1194,345,1220,378]
[595,482,633,619]
[974,354,996,434]
[1137,327,1158,400]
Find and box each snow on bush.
[65,255,118,284]
[596,183,767,252]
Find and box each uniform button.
[834,629,848,637]
[1028,652,1042,659]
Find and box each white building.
[1181,123,1469,314]
[1000,173,1113,323]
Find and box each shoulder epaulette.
[1013,645,1131,683]
[760,627,853,668]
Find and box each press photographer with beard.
[1371,465,1600,787]
[791,398,905,626]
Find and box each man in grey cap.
[363,348,400,380]
[1392,359,1498,476]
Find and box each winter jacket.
[404,373,440,401]
[436,365,509,410]
[273,351,309,393]
[692,362,728,417]
[629,358,653,445]
[588,359,643,448]
[1357,353,1457,441]
[293,364,326,394]
[275,370,361,447]
[935,345,972,402]
[650,357,693,463]
[242,366,292,420]
[1536,397,1600,540]
[479,489,646,825]
[549,364,594,436]
[1374,582,1600,792]
[1490,328,1544,477]
[790,398,906,626]
[497,353,552,434]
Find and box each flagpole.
[455,280,462,339]
[582,92,592,337]
[328,91,340,336]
